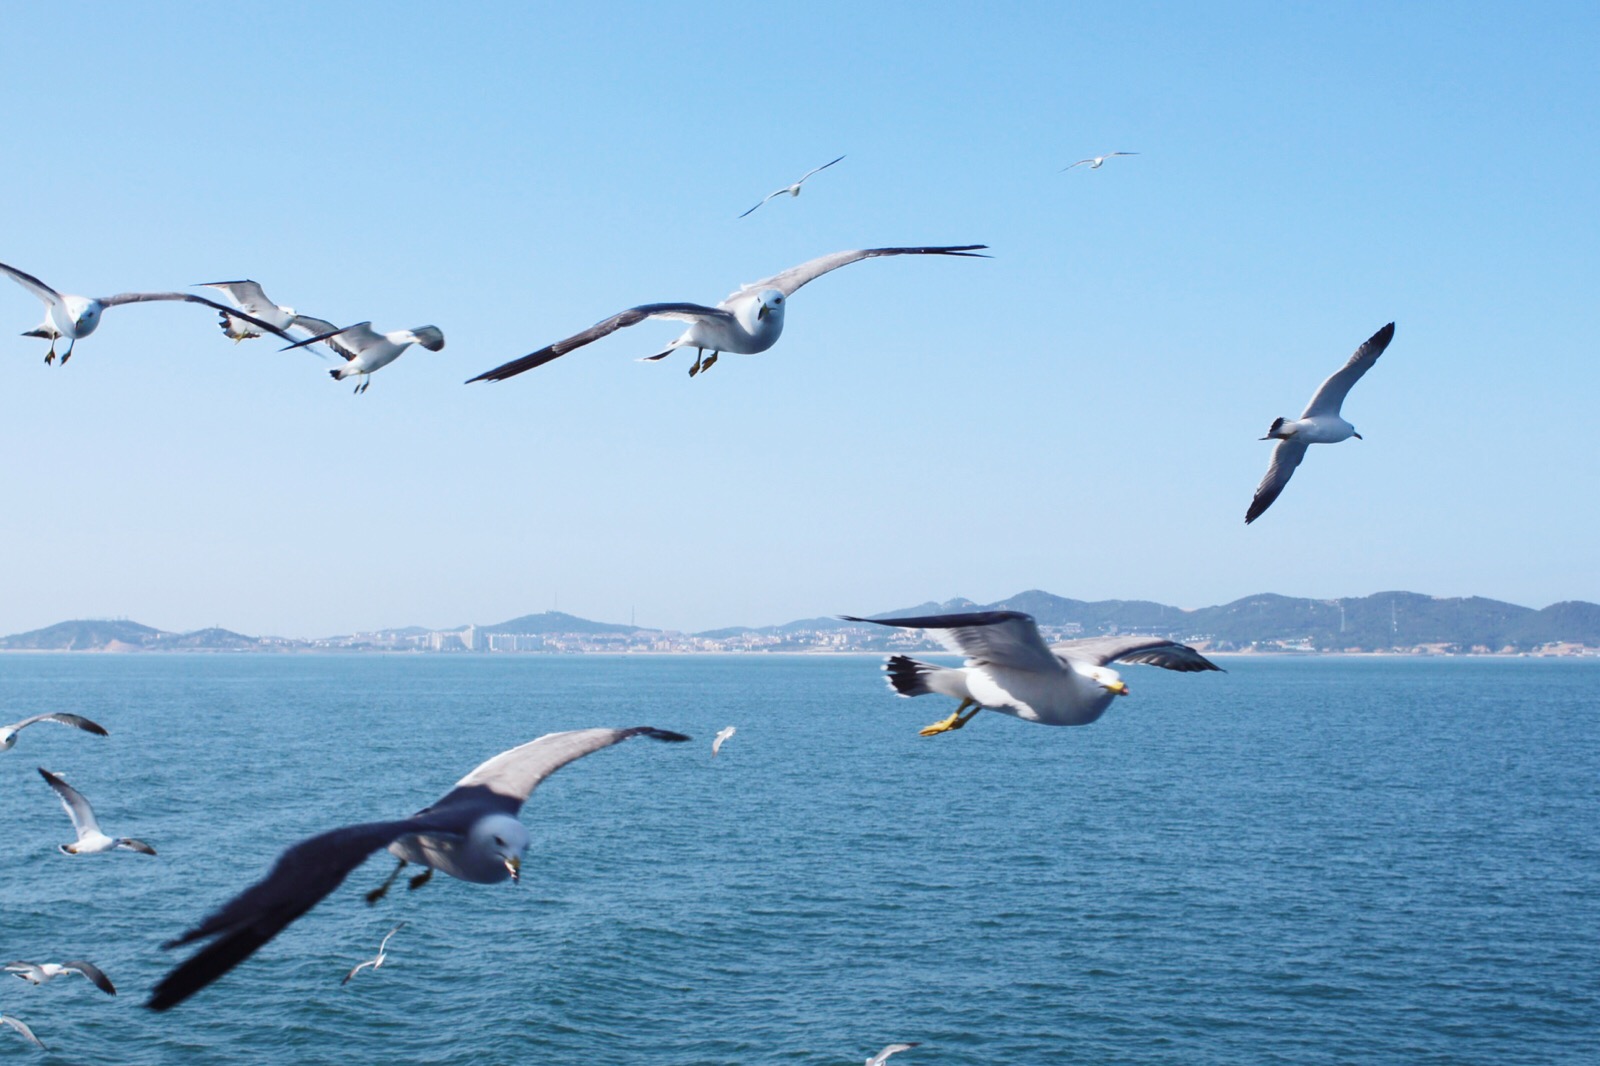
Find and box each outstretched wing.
[38,768,100,838]
[195,280,272,312]
[61,960,116,995]
[735,246,989,299]
[147,817,425,1011]
[1245,437,1310,524]
[1052,636,1221,672]
[1301,322,1396,418]
[841,611,1059,673]
[466,304,733,383]
[426,727,691,815]
[1062,159,1094,171]
[738,190,787,219]
[795,153,846,184]
[868,1043,921,1065]
[341,959,376,986]
[0,1015,45,1050]
[280,321,382,361]
[11,712,108,737]
[98,292,297,342]
[0,261,64,308]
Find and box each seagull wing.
[841,611,1060,673]
[465,304,733,383]
[1062,159,1094,171]
[1245,436,1310,524]
[97,292,298,342]
[1301,322,1396,418]
[195,280,272,313]
[377,922,407,953]
[38,768,100,840]
[61,960,116,995]
[148,816,429,1011]
[425,727,691,815]
[1106,151,1139,158]
[279,321,381,361]
[868,1043,921,1065]
[3,963,44,982]
[0,261,64,309]
[341,958,377,986]
[1053,636,1222,672]
[795,153,846,184]
[0,1015,45,1050]
[738,190,788,218]
[734,246,990,299]
[10,712,108,736]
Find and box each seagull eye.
[493,836,506,847]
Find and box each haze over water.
[3,654,1596,1064]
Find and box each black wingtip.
[630,727,691,743]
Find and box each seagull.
[466,245,989,382]
[5,960,116,995]
[1246,322,1396,524]
[280,321,446,393]
[37,768,157,856]
[841,611,1221,735]
[194,280,338,344]
[0,260,296,364]
[341,922,407,986]
[1063,151,1138,171]
[867,1043,920,1066]
[0,1014,45,1051]
[712,726,736,757]
[1,713,107,751]
[738,154,846,218]
[147,726,689,1011]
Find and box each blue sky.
[0,3,1595,636]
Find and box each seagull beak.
[757,304,767,320]
[505,856,521,883]
[1353,432,1363,440]
[1108,681,1129,696]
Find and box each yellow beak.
[757,304,768,319]
[505,856,521,882]
[1108,681,1129,696]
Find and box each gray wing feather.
[196,280,272,311]
[796,153,846,183]
[1301,322,1396,418]
[11,712,108,736]
[280,321,379,361]
[735,246,989,299]
[97,292,298,341]
[38,768,99,837]
[1245,437,1309,524]
[447,727,690,807]
[466,303,732,382]
[0,1015,46,1049]
[61,960,116,995]
[0,261,64,306]
[1053,636,1221,672]
[841,611,1059,672]
[868,1044,921,1065]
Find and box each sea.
[1,653,1596,1065]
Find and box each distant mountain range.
[3,590,1597,654]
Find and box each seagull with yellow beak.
[842,610,1221,735]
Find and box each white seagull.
[341,922,407,986]
[467,245,988,382]
[1,713,107,751]
[0,1014,45,1051]
[148,726,689,1011]
[842,611,1221,735]
[738,154,846,218]
[0,260,296,364]
[195,280,338,344]
[5,960,116,996]
[867,1043,921,1066]
[1063,151,1138,171]
[712,726,736,757]
[38,768,157,856]
[281,321,446,393]
[1246,322,1396,524]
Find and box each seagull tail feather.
[884,656,952,698]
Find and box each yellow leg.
[919,697,981,737]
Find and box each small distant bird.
[1246,322,1396,524]
[0,713,107,751]
[867,1043,920,1066]
[1063,151,1138,171]
[38,768,156,856]
[341,922,407,986]
[712,726,736,757]
[738,154,846,218]
[842,611,1220,735]
[0,260,295,364]
[5,960,116,995]
[148,726,689,1011]
[281,321,446,393]
[194,280,338,343]
[467,246,988,382]
[0,1014,45,1050]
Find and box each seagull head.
[754,289,785,322]
[472,813,529,883]
[1090,667,1129,697]
[64,296,103,336]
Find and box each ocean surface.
[1,653,1596,1065]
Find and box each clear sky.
[0,2,1595,637]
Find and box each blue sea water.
[1,653,1596,1065]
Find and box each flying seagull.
[38,768,156,856]
[1246,322,1396,524]
[0,1014,45,1051]
[738,154,846,218]
[1,713,107,751]
[341,922,407,986]
[1063,151,1138,171]
[712,726,736,757]
[841,611,1220,735]
[466,245,989,382]
[867,1043,921,1066]
[194,280,338,344]
[0,260,296,364]
[5,960,116,996]
[147,726,689,1011]
[281,321,446,393]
